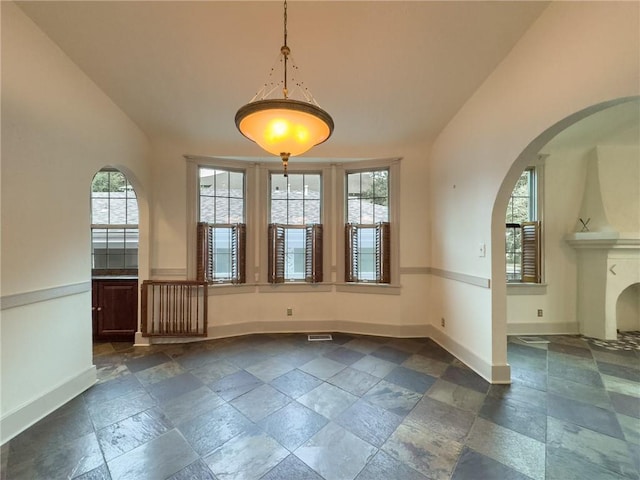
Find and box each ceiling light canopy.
[235,1,333,176]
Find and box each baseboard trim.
[0,282,91,310]
[429,328,511,384]
[507,322,580,336]
[1,366,97,445]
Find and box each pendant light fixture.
[235,0,334,176]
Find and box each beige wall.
[1,2,150,443]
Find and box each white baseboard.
[1,366,96,445]
[507,322,580,336]
[204,320,433,340]
[429,328,511,384]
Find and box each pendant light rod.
[281,0,289,98]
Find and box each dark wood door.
[93,279,138,341]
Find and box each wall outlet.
[478,243,486,257]
[441,317,446,327]
[287,308,293,316]
[537,309,543,317]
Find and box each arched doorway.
[90,168,140,341]
[493,97,639,352]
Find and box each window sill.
[507,282,547,295]
[335,283,401,295]
[206,283,257,295]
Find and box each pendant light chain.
[281,0,289,99]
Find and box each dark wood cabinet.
[92,278,138,341]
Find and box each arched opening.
[617,283,640,333]
[493,96,639,362]
[90,167,140,342]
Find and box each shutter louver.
[234,223,246,284]
[268,223,285,283]
[521,221,541,283]
[345,223,358,282]
[196,222,211,282]
[305,224,323,283]
[376,222,391,284]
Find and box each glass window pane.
[92,197,109,224]
[304,175,321,199]
[229,198,244,223]
[357,228,376,281]
[284,228,305,280]
[200,195,215,223]
[287,200,304,224]
[271,174,288,199]
[288,174,304,196]
[271,200,288,223]
[215,197,230,223]
[347,173,362,196]
[229,171,244,197]
[347,198,361,223]
[108,198,126,224]
[126,198,139,224]
[304,200,321,224]
[215,170,230,192]
[373,203,389,223]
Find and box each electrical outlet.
[287,308,293,316]
[537,309,543,317]
[441,318,445,327]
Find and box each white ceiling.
[17,1,552,156]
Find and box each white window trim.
[336,158,401,291]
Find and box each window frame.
[336,159,400,291]
[505,160,545,285]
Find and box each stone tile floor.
[1,333,639,479]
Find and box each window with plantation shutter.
[268,173,323,283]
[197,222,246,283]
[197,167,246,284]
[345,222,390,283]
[521,221,541,283]
[506,166,543,283]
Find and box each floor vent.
[517,336,550,344]
[308,334,333,342]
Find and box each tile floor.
[1,333,639,479]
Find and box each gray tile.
[245,356,296,383]
[210,370,263,401]
[335,399,403,447]
[592,349,640,370]
[370,346,411,364]
[547,375,612,410]
[417,341,455,364]
[478,395,546,443]
[510,366,547,391]
[548,341,593,359]
[466,417,545,480]
[167,459,216,480]
[259,401,328,451]
[610,391,640,419]
[204,426,289,480]
[402,354,450,377]
[548,361,604,388]
[547,416,638,479]
[161,386,226,426]
[134,361,187,386]
[7,432,104,480]
[96,408,172,461]
[227,348,273,369]
[441,365,490,394]
[87,390,157,429]
[107,429,198,480]
[270,369,322,398]
[83,374,145,407]
[343,338,382,354]
[618,413,640,445]
[428,379,487,413]
[382,421,463,480]
[507,344,547,371]
[299,357,347,380]
[146,372,204,403]
[385,338,426,353]
[298,383,358,420]
[230,384,290,422]
[603,374,640,398]
[451,447,533,480]
[351,355,397,378]
[384,366,436,394]
[327,367,380,396]
[546,447,636,480]
[547,393,625,439]
[261,454,323,480]
[295,423,377,480]
[125,352,172,373]
[178,403,253,456]
[73,463,112,480]
[598,361,640,382]
[355,450,428,480]
[189,359,240,384]
[405,396,475,442]
[323,347,366,366]
[363,380,422,416]
[548,350,597,371]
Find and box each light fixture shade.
[235,99,334,157]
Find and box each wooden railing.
[141,281,208,337]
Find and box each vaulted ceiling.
[17,1,551,157]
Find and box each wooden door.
[93,279,138,341]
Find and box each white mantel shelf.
[565,232,640,249]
